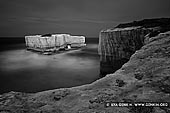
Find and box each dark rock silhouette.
[116,18,170,29]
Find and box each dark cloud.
[0,0,170,37]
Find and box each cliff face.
[98,27,150,77]
[1,29,170,113]
[98,18,170,77]
[98,27,148,60]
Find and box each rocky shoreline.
[1,20,170,113]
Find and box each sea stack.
[25,34,86,53]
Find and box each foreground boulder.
[1,29,170,112]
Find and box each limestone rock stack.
[25,34,86,52]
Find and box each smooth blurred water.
[0,38,100,94]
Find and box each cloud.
[5,16,119,26]
[0,0,170,37]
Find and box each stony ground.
[1,31,170,113]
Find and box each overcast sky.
[0,0,170,37]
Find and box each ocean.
[0,38,100,94]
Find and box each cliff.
[99,18,170,77]
[1,17,170,113]
[1,30,170,112]
[98,27,151,77]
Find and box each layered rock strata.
[98,18,170,77]
[98,27,151,77]
[25,34,86,52]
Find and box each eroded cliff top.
[1,28,170,113]
[101,18,170,40]
[116,18,170,28]
[101,26,142,32]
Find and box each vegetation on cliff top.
[116,18,170,38]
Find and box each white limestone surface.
[25,34,86,51]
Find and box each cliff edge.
[1,29,170,112]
